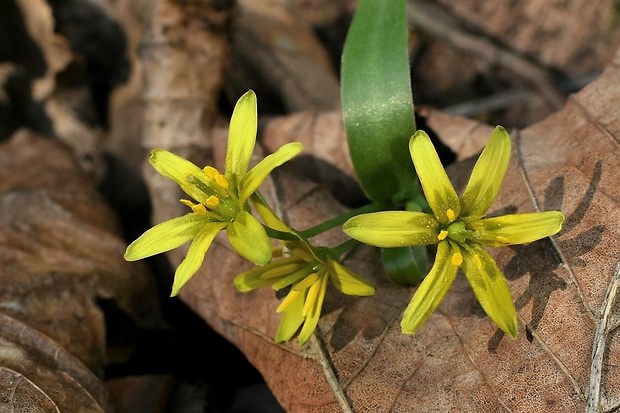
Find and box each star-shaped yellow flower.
[234,195,375,344]
[124,90,303,296]
[343,126,564,338]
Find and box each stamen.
[192,204,207,214]
[495,235,510,244]
[474,254,483,269]
[206,195,219,210]
[215,174,229,189]
[272,247,284,258]
[451,252,463,266]
[446,209,456,222]
[203,165,219,178]
[438,230,448,241]
[180,199,194,208]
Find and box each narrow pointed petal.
[297,274,329,345]
[409,130,460,224]
[327,259,375,296]
[460,126,512,218]
[234,257,303,292]
[400,241,459,334]
[469,211,564,247]
[124,214,210,261]
[461,244,518,338]
[170,222,228,296]
[240,142,304,203]
[149,149,210,204]
[275,291,305,343]
[225,90,257,185]
[226,210,272,265]
[343,211,440,247]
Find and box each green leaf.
[341,0,418,205]
[381,245,427,285]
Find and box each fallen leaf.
[0,130,161,412]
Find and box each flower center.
[446,221,467,243]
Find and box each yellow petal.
[327,259,375,296]
[409,130,460,224]
[240,142,303,203]
[400,240,459,334]
[124,214,210,261]
[468,211,564,247]
[149,149,212,205]
[233,256,303,292]
[170,222,229,296]
[461,243,518,338]
[343,211,440,247]
[275,290,305,343]
[225,90,257,188]
[297,274,329,345]
[226,210,272,265]
[460,126,512,218]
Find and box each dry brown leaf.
[228,0,341,112]
[0,130,161,412]
[158,39,620,413]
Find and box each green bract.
[234,195,375,345]
[343,126,564,338]
[124,90,303,296]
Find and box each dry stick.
[309,333,355,413]
[586,261,620,413]
[407,0,566,111]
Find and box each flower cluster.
[124,89,563,344]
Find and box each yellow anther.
[438,230,448,241]
[451,252,463,266]
[205,195,219,210]
[215,174,229,189]
[180,199,207,215]
[272,247,284,258]
[446,209,457,222]
[203,165,219,178]
[474,254,483,269]
[192,203,207,214]
[495,235,510,244]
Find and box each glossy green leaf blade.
[341,0,417,204]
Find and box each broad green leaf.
[341,0,418,204]
[381,245,427,285]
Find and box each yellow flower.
[124,90,303,296]
[234,196,375,345]
[343,126,564,338]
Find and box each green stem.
[299,202,386,239]
[331,238,360,259]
